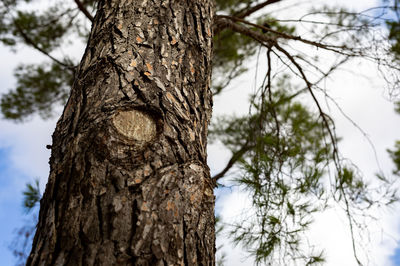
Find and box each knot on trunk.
[112,109,157,143]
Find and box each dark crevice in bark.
[80,78,88,117]
[105,197,113,240]
[113,24,125,39]
[170,123,190,161]
[165,137,181,162]
[65,109,76,136]
[196,232,203,265]
[128,199,138,261]
[96,195,104,240]
[138,42,153,49]
[109,28,116,54]
[113,63,132,102]
[109,169,121,193]
[50,227,60,265]
[49,172,65,265]
[78,225,89,265]
[192,12,201,44]
[132,79,149,105]
[182,218,189,266]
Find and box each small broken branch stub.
[112,109,157,143]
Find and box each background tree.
[10,179,41,266]
[1,0,400,265]
[386,0,400,187]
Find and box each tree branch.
[214,0,282,34]
[215,15,353,55]
[273,43,341,172]
[212,144,253,182]
[214,16,277,47]
[74,0,94,22]
[2,0,76,71]
[234,0,282,19]
[13,21,76,71]
[270,47,364,265]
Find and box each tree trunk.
[27,0,215,265]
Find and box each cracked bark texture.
[27,0,215,265]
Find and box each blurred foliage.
[215,215,227,266]
[1,62,73,120]
[215,0,253,14]
[389,102,400,176]
[11,179,41,266]
[0,0,296,119]
[22,179,41,213]
[388,141,400,176]
[212,28,258,95]
[384,0,400,180]
[386,0,400,191]
[9,9,70,52]
[210,76,398,264]
[385,0,400,57]
[0,0,95,120]
[212,15,295,95]
[212,84,330,264]
[10,218,37,266]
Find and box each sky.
[1,0,400,265]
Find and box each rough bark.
[27,0,215,265]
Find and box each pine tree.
[24,0,215,264]
[1,0,400,265]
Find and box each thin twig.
[216,15,355,55]
[214,0,282,34]
[274,43,340,166]
[234,0,282,19]
[2,0,76,71]
[13,21,76,71]
[274,42,363,266]
[212,144,253,181]
[74,0,94,22]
